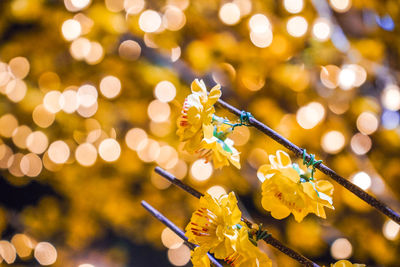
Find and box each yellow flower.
[185,192,241,259]
[258,150,334,222]
[191,246,211,267]
[198,124,241,169]
[177,79,221,153]
[331,260,366,267]
[223,226,272,267]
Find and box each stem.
[216,99,400,225]
[154,167,320,267]
[141,200,223,267]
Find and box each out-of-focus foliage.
[0,0,399,266]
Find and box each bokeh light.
[329,0,352,13]
[296,102,325,129]
[249,14,271,33]
[283,0,304,14]
[125,128,148,151]
[0,114,18,138]
[207,185,227,198]
[77,84,98,108]
[250,30,273,48]
[163,5,186,31]
[98,138,121,162]
[154,81,176,102]
[124,0,145,15]
[0,240,17,264]
[331,238,352,260]
[137,138,160,162]
[383,220,400,240]
[139,10,162,33]
[190,159,213,182]
[161,227,184,249]
[286,16,308,37]
[43,91,62,114]
[147,100,171,122]
[100,75,121,99]
[34,242,57,266]
[12,125,31,149]
[75,142,97,166]
[219,3,241,25]
[20,153,43,177]
[119,40,141,61]
[48,140,70,164]
[321,130,345,154]
[356,112,379,135]
[9,57,30,79]
[350,133,372,155]
[60,89,79,113]
[381,84,400,111]
[338,65,356,90]
[320,65,340,89]
[70,37,91,60]
[167,244,190,266]
[351,172,372,190]
[70,0,91,10]
[11,234,35,259]
[312,18,331,41]
[6,80,27,103]
[33,105,55,128]
[61,19,81,41]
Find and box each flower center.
[190,208,218,237]
[225,251,241,266]
[179,99,190,127]
[274,191,302,213]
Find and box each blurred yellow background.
[0,0,399,266]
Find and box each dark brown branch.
[141,200,223,267]
[154,167,320,267]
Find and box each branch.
[154,167,320,267]
[141,200,223,267]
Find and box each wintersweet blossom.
[223,226,272,267]
[185,192,241,258]
[331,260,366,267]
[258,150,334,222]
[177,79,241,168]
[187,192,272,267]
[177,79,221,153]
[191,246,211,267]
[198,124,241,169]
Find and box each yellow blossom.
[191,246,211,267]
[258,150,334,222]
[331,260,366,267]
[185,192,241,259]
[177,79,221,153]
[198,124,241,169]
[223,226,272,267]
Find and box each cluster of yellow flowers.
[178,80,334,223]
[185,192,272,267]
[177,79,240,169]
[258,150,334,222]
[179,79,366,266]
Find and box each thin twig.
[141,200,223,267]
[154,167,320,267]
[216,99,400,225]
